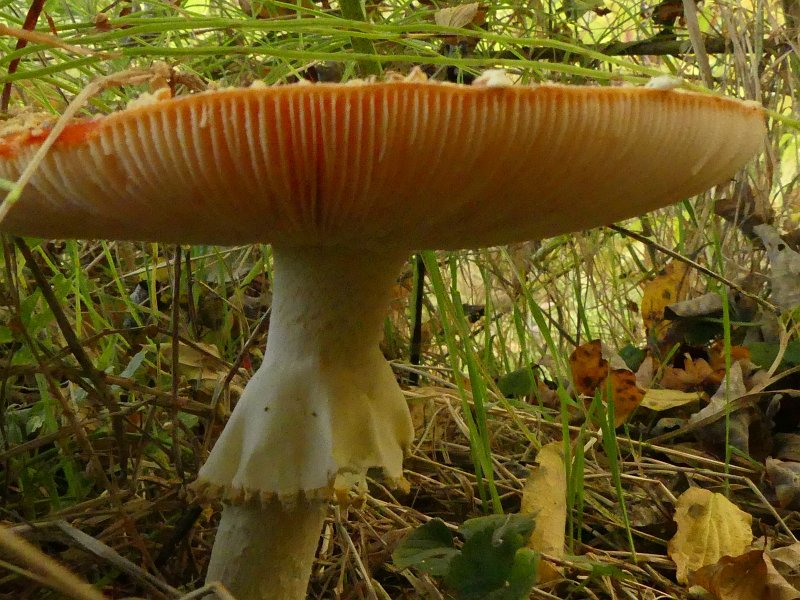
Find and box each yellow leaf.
[641,260,691,336]
[521,441,566,582]
[159,340,221,370]
[641,388,703,411]
[434,2,480,27]
[668,487,753,584]
[158,341,228,392]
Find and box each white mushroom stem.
[198,246,415,599]
[206,500,326,600]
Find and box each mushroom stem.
[206,499,326,600]
[196,246,415,597]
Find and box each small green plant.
[393,514,539,600]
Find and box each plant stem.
[338,0,381,76]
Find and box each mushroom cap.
[0,81,764,249]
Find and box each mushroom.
[0,74,764,599]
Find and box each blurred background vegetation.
[0,0,798,597]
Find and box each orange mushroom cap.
[0,80,764,248]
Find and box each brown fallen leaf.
[687,362,749,440]
[708,341,753,374]
[570,340,609,396]
[690,548,800,600]
[660,356,717,392]
[754,224,800,314]
[649,0,684,28]
[765,458,800,510]
[774,434,800,462]
[521,441,566,583]
[769,543,800,592]
[685,362,773,459]
[569,340,645,426]
[607,369,645,426]
[689,549,769,600]
[668,487,753,584]
[714,184,773,238]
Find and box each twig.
[9,241,161,573]
[681,0,714,86]
[178,582,237,600]
[0,23,120,60]
[203,307,271,454]
[0,524,107,600]
[184,248,200,339]
[171,245,184,478]
[1,1,47,112]
[154,505,203,570]
[14,238,129,479]
[334,506,378,600]
[0,237,113,493]
[645,388,798,445]
[223,307,270,389]
[608,225,778,313]
[408,253,426,386]
[53,520,181,598]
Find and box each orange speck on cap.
[0,119,100,159]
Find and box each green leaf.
[496,366,538,398]
[120,349,148,379]
[618,343,646,372]
[568,555,631,580]
[445,515,536,599]
[178,412,199,429]
[393,518,458,577]
[747,340,800,369]
[0,326,14,344]
[458,513,535,542]
[485,549,539,600]
[561,0,604,19]
[25,412,45,435]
